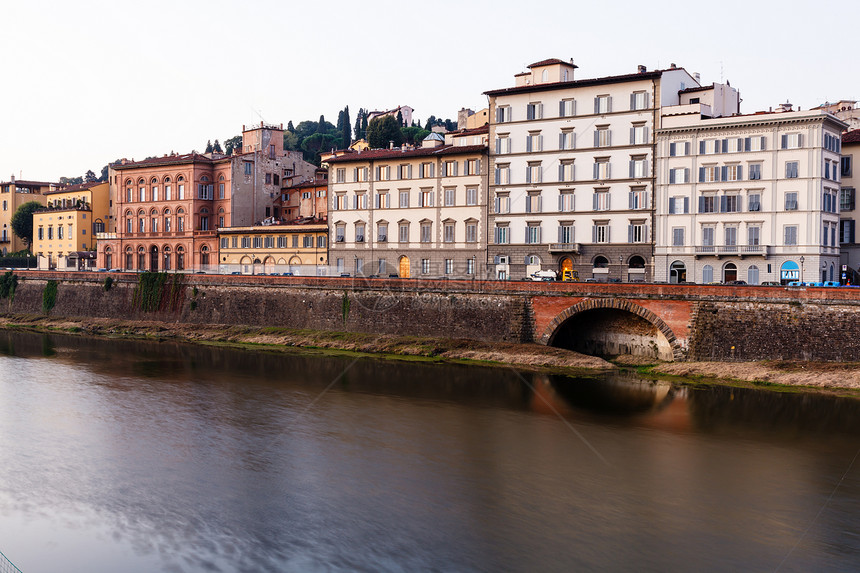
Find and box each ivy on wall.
[0,271,18,304]
[42,280,58,313]
[131,272,185,312]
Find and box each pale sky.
[1,0,855,182]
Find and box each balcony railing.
[548,243,581,253]
[694,245,770,257]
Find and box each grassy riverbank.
[3,314,860,394]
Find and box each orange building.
[277,168,328,222]
[96,123,316,271]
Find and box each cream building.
[217,223,328,275]
[33,181,110,269]
[0,178,52,254]
[655,103,847,284]
[484,58,704,282]
[839,129,859,277]
[325,132,488,278]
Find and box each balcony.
[548,243,581,254]
[694,245,770,258]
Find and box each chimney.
[670,63,677,69]
[389,140,394,149]
[637,65,646,73]
[694,72,701,84]
[10,174,14,183]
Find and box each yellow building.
[33,181,110,269]
[0,178,52,254]
[217,223,328,275]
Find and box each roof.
[844,129,860,144]
[679,84,715,94]
[528,58,577,69]
[282,180,328,190]
[1,180,57,187]
[112,152,242,170]
[451,125,489,137]
[484,69,668,97]
[45,181,104,195]
[324,144,487,165]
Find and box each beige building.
[217,223,328,275]
[325,132,488,278]
[813,100,860,132]
[839,129,860,277]
[33,181,110,269]
[0,178,52,254]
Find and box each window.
[785,192,798,211]
[466,187,477,206]
[595,126,611,147]
[558,223,574,244]
[526,132,543,152]
[669,142,690,157]
[466,222,477,243]
[138,217,145,232]
[353,193,367,210]
[494,164,510,185]
[399,190,409,208]
[724,164,742,181]
[593,159,610,180]
[723,195,741,213]
[496,105,512,123]
[151,216,158,233]
[629,188,648,210]
[494,225,509,244]
[784,225,798,245]
[842,156,853,178]
[277,236,286,248]
[629,156,647,178]
[699,165,719,183]
[702,265,714,284]
[559,99,575,117]
[841,188,855,211]
[335,194,346,210]
[745,136,766,152]
[177,215,184,231]
[594,95,611,114]
[58,226,63,240]
[526,162,542,184]
[559,129,575,150]
[669,196,689,214]
[823,189,838,213]
[336,168,346,183]
[559,160,575,182]
[592,222,609,243]
[303,235,313,248]
[495,134,511,154]
[445,259,454,275]
[526,102,543,120]
[38,227,44,240]
[376,165,391,181]
[464,159,479,175]
[699,195,716,213]
[355,223,365,243]
[781,133,802,149]
[593,190,610,211]
[559,191,575,212]
[825,133,842,153]
[466,259,475,275]
[672,227,685,246]
[335,225,345,243]
[252,237,262,249]
[841,220,856,244]
[630,91,648,110]
[444,188,455,206]
[628,221,647,243]
[444,222,455,243]
[420,189,434,207]
[200,216,209,231]
[526,224,542,244]
[748,193,761,212]
[152,186,159,201]
[399,223,409,243]
[748,226,761,246]
[139,186,146,202]
[420,222,432,243]
[244,162,253,175]
[630,124,647,145]
[376,192,390,209]
[669,168,689,184]
[397,164,412,179]
[525,192,542,213]
[421,259,431,275]
[126,186,132,202]
[702,227,715,247]
[748,164,762,180]
[724,226,737,246]
[419,162,435,178]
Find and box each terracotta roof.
[528,58,576,69]
[484,69,665,97]
[113,152,241,170]
[45,181,103,195]
[844,129,860,144]
[451,125,489,137]
[282,180,328,190]
[1,180,57,187]
[324,144,487,165]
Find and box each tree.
[366,116,404,149]
[224,135,242,155]
[401,126,430,145]
[99,164,110,182]
[317,115,327,134]
[302,133,340,164]
[396,110,403,126]
[84,170,97,183]
[10,201,43,250]
[354,108,365,141]
[59,176,83,186]
[424,115,436,131]
[287,120,295,132]
[205,140,214,153]
[213,139,223,153]
[341,105,351,147]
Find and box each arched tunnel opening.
[549,307,675,361]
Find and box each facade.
[33,181,110,269]
[367,105,413,127]
[813,100,860,132]
[277,169,328,222]
[97,123,316,271]
[0,178,53,254]
[655,106,847,284]
[839,129,860,275]
[325,135,488,278]
[217,223,328,275]
[484,59,701,281]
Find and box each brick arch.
[539,298,684,361]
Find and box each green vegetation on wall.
[0,271,18,303]
[42,280,58,313]
[131,272,185,312]
[341,291,350,325]
[103,276,114,291]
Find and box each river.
[0,329,858,572]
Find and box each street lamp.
[800,256,805,282]
[619,255,624,282]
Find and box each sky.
[1,0,856,182]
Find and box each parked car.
[529,269,557,281]
[725,280,747,285]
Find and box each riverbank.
[3,314,860,393]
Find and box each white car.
[529,270,557,281]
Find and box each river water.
[0,329,858,572]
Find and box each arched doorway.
[559,257,573,273]
[289,255,302,275]
[780,260,799,285]
[104,247,112,270]
[163,246,172,271]
[253,258,263,275]
[240,256,252,274]
[125,246,133,270]
[592,255,609,282]
[150,245,159,271]
[723,262,737,283]
[137,246,146,271]
[200,245,210,270]
[264,256,275,274]
[628,255,646,282]
[399,256,410,278]
[669,261,686,284]
[176,246,185,271]
[830,263,835,283]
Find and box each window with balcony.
[748,226,760,246]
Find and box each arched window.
[628,255,646,269]
[176,245,185,271]
[137,246,146,270]
[703,264,714,284]
[137,209,146,233]
[125,179,133,203]
[177,175,185,200]
[151,177,159,201]
[747,265,760,285]
[125,246,133,270]
[670,261,686,284]
[201,245,210,267]
[593,256,609,268]
[163,245,171,271]
[104,246,112,270]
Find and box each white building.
[655,101,847,284]
[484,58,705,282]
[325,130,488,278]
[839,129,859,278]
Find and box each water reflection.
[0,329,858,572]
